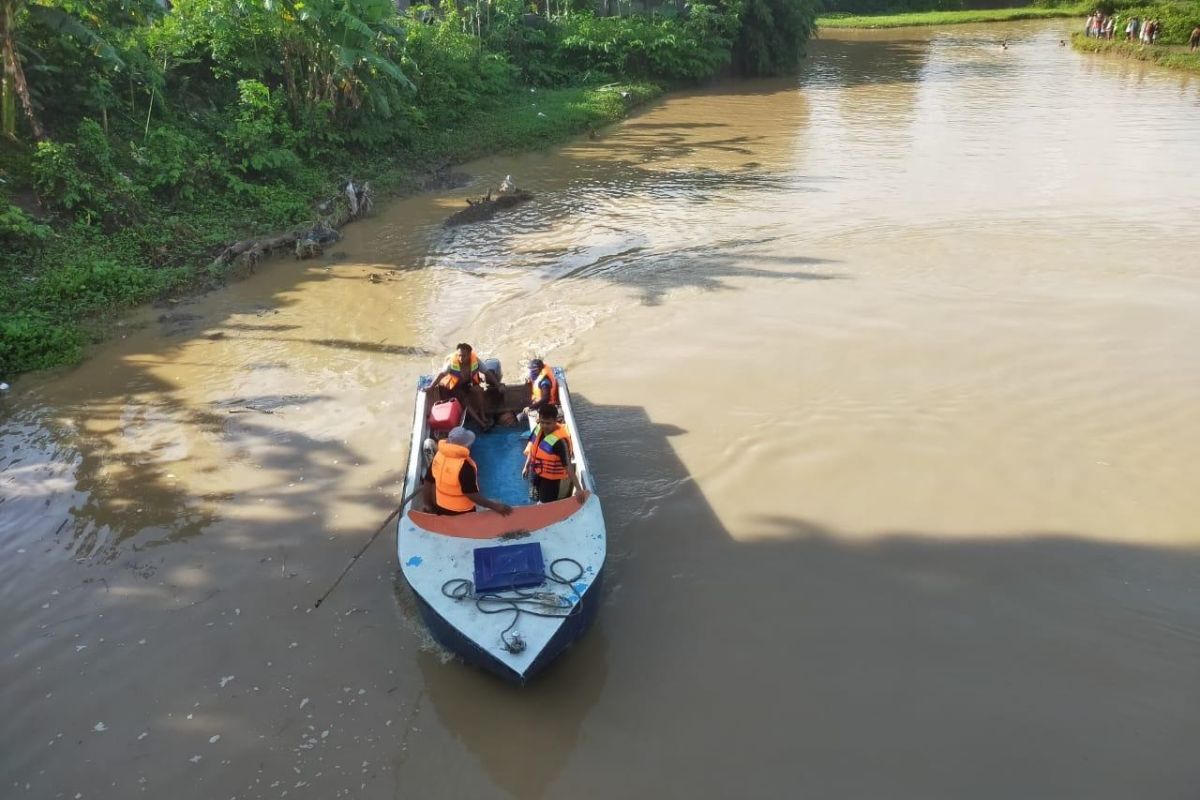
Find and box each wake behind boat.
[396,366,605,683]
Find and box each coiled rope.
[441,557,585,654]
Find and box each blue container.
[473,542,545,592]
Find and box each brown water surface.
[4,20,1200,799]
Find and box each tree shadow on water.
[511,395,1200,799]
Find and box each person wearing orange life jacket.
[431,342,500,430]
[422,427,512,516]
[521,358,559,419]
[521,404,586,505]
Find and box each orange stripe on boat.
[408,498,582,539]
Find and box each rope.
[441,558,585,654]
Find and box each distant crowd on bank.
[1084,12,1164,43]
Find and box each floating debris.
[218,675,235,688]
[93,722,107,732]
[137,732,148,740]
[299,698,310,710]
[209,735,221,744]
[189,755,202,763]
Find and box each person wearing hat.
[422,427,513,516]
[521,357,558,420]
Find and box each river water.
[4,20,1200,799]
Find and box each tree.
[1,0,127,140]
[1,0,42,138]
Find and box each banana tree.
[1,0,124,140]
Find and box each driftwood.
[444,188,533,227]
[209,180,374,270]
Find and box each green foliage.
[31,119,142,224]
[0,256,185,376]
[735,0,818,75]
[3,0,821,376]
[0,312,85,375]
[33,259,163,315]
[0,200,51,247]
[1071,30,1200,70]
[1101,2,1200,45]
[223,80,301,176]
[133,127,197,196]
[404,10,518,126]
[554,8,740,82]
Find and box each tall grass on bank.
[819,6,1086,28]
[1071,32,1200,72]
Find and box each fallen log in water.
[444,187,533,227]
[208,180,374,270]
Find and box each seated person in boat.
[522,405,586,505]
[423,427,512,516]
[431,342,500,430]
[522,358,558,419]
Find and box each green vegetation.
[819,5,1084,27]
[1071,32,1200,70]
[1,0,818,378]
[1088,0,1200,44]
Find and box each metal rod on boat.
[313,485,423,609]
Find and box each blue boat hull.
[405,567,604,685]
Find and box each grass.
[0,82,661,379]
[818,6,1086,28]
[1070,32,1200,72]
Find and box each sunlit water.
[3,20,1200,799]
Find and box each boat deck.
[469,426,534,507]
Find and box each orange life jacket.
[527,425,571,480]
[530,365,559,406]
[431,441,477,512]
[439,352,482,391]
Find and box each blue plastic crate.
[473,542,545,593]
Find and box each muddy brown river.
[4,20,1200,799]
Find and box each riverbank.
[819,6,1084,28]
[1071,32,1200,72]
[0,82,659,378]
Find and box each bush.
[735,0,818,75]
[31,120,143,225]
[555,8,739,82]
[0,312,85,376]
[222,80,301,177]
[1104,2,1200,45]
[0,201,51,249]
[34,259,166,316]
[404,11,519,126]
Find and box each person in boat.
[522,404,586,505]
[521,358,558,419]
[431,342,500,430]
[423,427,513,516]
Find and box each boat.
[396,366,606,684]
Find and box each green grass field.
[818,6,1085,29]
